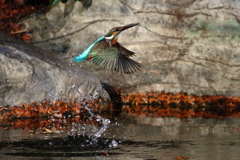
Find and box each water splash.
[45,83,114,147]
[71,86,112,142]
[93,116,111,138]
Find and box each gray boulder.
[21,0,240,96]
[0,32,109,107]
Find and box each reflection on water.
[1,116,240,160]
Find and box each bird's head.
[104,23,139,44]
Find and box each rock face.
[21,0,240,96]
[0,32,109,107]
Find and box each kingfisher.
[73,23,141,74]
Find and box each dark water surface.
[1,116,240,160]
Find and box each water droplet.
[103,94,108,98]
[111,140,118,147]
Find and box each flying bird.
[73,23,141,74]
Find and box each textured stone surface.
[0,32,109,106]
[21,0,240,96]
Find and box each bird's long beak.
[119,23,139,32]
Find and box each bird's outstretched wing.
[88,40,141,74]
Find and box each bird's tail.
[73,56,86,62]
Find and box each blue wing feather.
[74,36,105,62]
